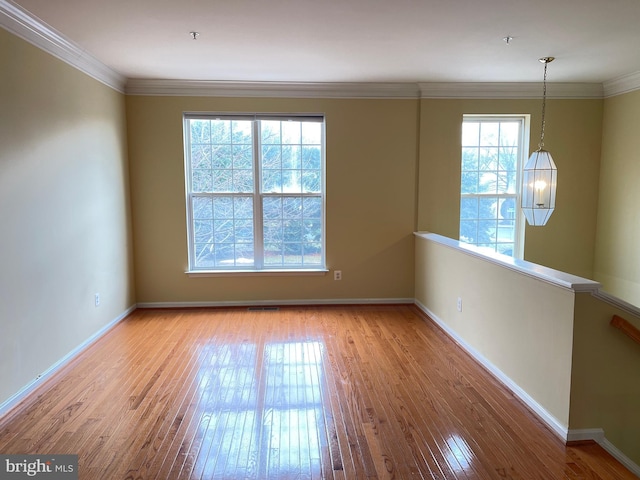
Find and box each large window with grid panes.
[459,116,528,258]
[184,114,325,272]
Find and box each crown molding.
[4,0,639,100]
[603,71,640,98]
[125,79,421,99]
[419,82,604,99]
[0,0,126,93]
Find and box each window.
[184,114,325,272]
[459,116,527,258]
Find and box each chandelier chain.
[539,60,548,150]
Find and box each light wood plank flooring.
[0,305,635,479]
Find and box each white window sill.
[186,269,329,278]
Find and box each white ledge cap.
[414,232,601,293]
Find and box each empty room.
[1,0,640,478]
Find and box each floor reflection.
[193,340,326,478]
[444,434,475,474]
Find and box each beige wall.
[594,90,640,307]
[417,98,603,279]
[126,96,419,303]
[414,234,576,429]
[0,29,134,406]
[571,293,640,467]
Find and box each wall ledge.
[414,232,601,293]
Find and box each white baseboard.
[413,299,569,442]
[0,304,136,419]
[601,437,640,477]
[137,298,415,308]
[415,300,640,477]
[567,428,605,443]
[568,429,640,477]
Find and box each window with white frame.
[459,116,527,258]
[184,114,325,272]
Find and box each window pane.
[235,244,254,265]
[193,169,213,192]
[212,145,232,169]
[302,122,321,144]
[302,146,321,169]
[304,220,322,243]
[194,220,212,244]
[461,172,478,194]
[479,197,498,220]
[479,147,498,171]
[282,146,301,169]
[234,196,253,219]
[303,243,322,264]
[499,197,516,222]
[233,169,253,192]
[263,197,282,219]
[232,121,252,144]
[460,197,478,220]
[283,197,302,218]
[283,170,302,193]
[213,197,233,218]
[303,197,322,218]
[282,121,302,144]
[460,220,478,244]
[194,243,215,268]
[479,122,499,146]
[461,148,478,171]
[263,170,282,193]
[478,220,496,243]
[262,145,282,169]
[212,170,232,192]
[284,243,302,264]
[191,144,211,169]
[186,116,324,271]
[478,173,498,194]
[498,146,517,171]
[262,121,281,144]
[211,119,230,143]
[459,116,524,258]
[191,120,211,143]
[499,122,520,146]
[497,243,514,256]
[232,144,252,169]
[192,197,213,219]
[302,171,321,193]
[264,220,283,244]
[461,122,479,146]
[264,243,283,265]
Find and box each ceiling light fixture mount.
[189,31,200,40]
[521,56,557,226]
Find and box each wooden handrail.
[610,315,640,345]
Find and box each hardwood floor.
[0,305,635,479]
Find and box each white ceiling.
[7,0,640,85]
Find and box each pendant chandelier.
[522,57,557,226]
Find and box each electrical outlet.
[457,297,462,312]
[95,293,100,307]
[334,270,342,281]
